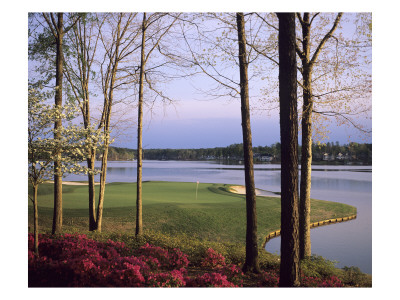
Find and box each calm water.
[65,160,372,274]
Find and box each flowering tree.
[28,87,104,254]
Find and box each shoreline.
[262,214,358,248]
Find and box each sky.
[112,12,372,150]
[112,96,371,149]
[107,12,372,150]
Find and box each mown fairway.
[28,181,357,245]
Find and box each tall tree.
[179,13,263,273]
[134,12,180,236]
[44,13,64,234]
[136,12,146,236]
[41,13,80,234]
[236,12,260,274]
[64,14,104,231]
[96,13,140,232]
[296,13,343,259]
[277,12,300,287]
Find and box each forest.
[106,142,372,164]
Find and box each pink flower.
[187,272,237,287]
[200,248,226,268]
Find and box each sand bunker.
[229,185,261,195]
[229,185,279,197]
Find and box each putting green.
[29,181,357,244]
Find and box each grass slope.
[28,181,357,245]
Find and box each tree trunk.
[299,13,313,259]
[236,12,260,274]
[96,88,113,233]
[95,147,108,232]
[299,80,313,260]
[277,12,300,287]
[85,96,97,230]
[33,184,39,255]
[52,13,64,235]
[136,12,146,237]
[87,151,97,231]
[95,14,125,232]
[96,104,113,232]
[297,13,342,259]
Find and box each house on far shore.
[322,153,335,161]
[253,153,273,162]
[260,155,273,162]
[336,153,344,160]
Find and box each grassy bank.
[28,181,357,246]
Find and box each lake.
[65,160,372,274]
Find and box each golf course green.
[28,181,357,245]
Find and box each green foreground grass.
[29,181,356,245]
[28,181,372,286]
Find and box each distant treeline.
[103,142,372,165]
[96,147,135,161]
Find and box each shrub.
[218,264,244,286]
[198,248,244,286]
[28,234,192,287]
[340,266,372,287]
[28,233,358,288]
[147,270,186,287]
[301,254,339,278]
[258,271,280,287]
[134,243,189,270]
[302,275,344,287]
[186,272,237,287]
[29,234,151,287]
[201,248,226,268]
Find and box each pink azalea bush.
[200,248,226,268]
[28,234,220,287]
[147,270,186,287]
[186,272,237,287]
[258,270,280,287]
[28,234,345,287]
[28,234,149,287]
[196,248,244,286]
[134,243,189,270]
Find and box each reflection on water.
[65,160,372,274]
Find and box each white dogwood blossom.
[28,87,106,189]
